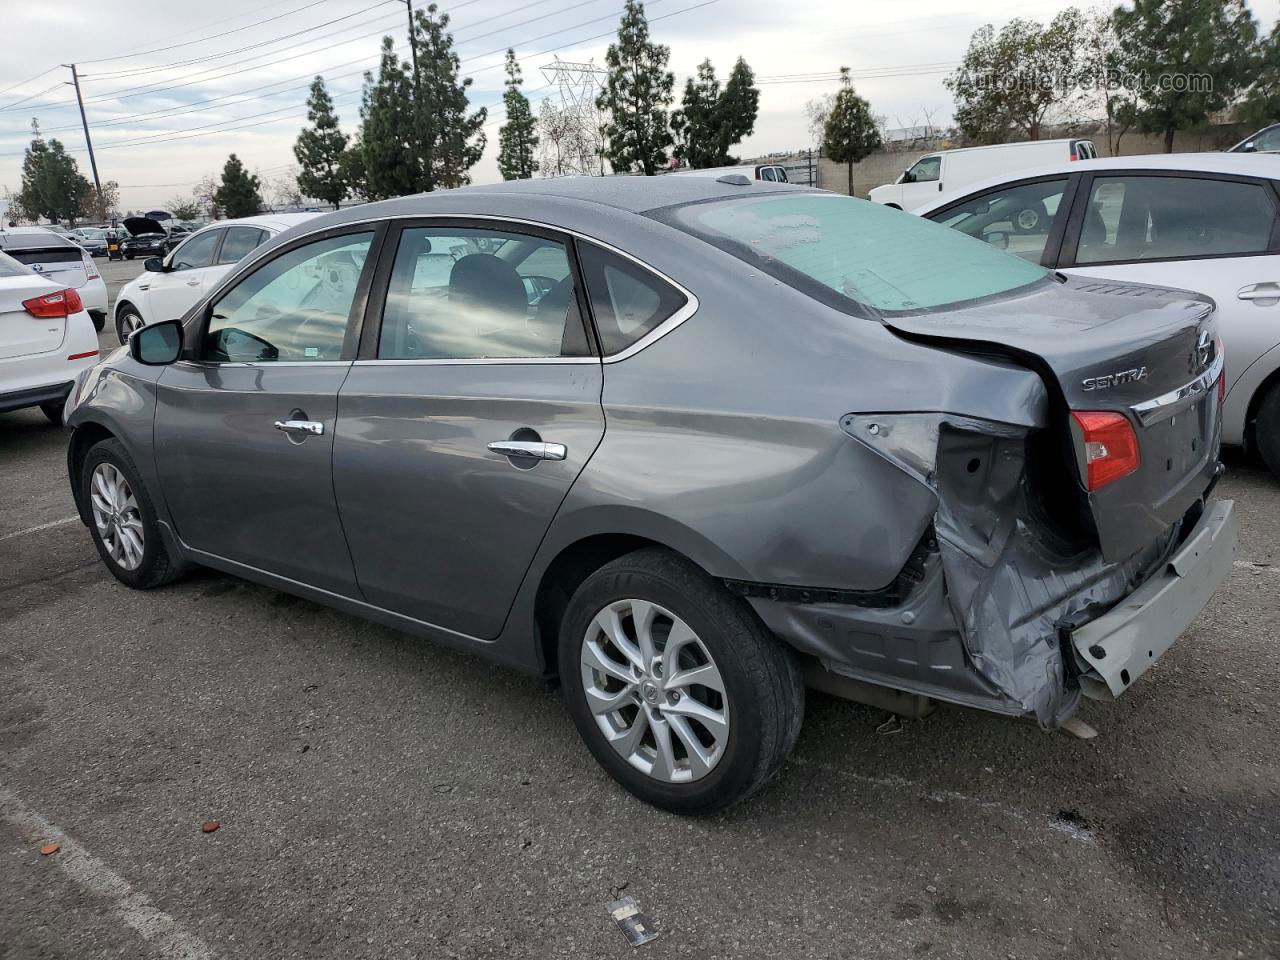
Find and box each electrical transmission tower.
[538,57,608,177]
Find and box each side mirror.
[985,230,1010,250]
[129,318,183,365]
[144,257,165,273]
[901,171,915,184]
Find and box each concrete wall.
[816,124,1251,198]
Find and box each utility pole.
[402,0,418,78]
[65,64,102,200]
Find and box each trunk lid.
[0,275,68,360]
[883,275,1221,561]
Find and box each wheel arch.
[67,420,119,524]
[1245,361,1280,453]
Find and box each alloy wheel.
[90,462,144,571]
[579,598,729,783]
[120,312,144,339]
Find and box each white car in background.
[912,152,1280,477]
[113,212,319,343]
[869,138,1097,210]
[0,249,99,424]
[0,228,109,331]
[672,163,792,183]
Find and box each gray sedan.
[64,177,1236,812]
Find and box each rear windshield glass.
[0,252,30,278]
[662,194,1048,313]
[6,248,83,264]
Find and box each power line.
[80,0,338,65]
[0,82,73,113]
[80,0,399,80]
[0,66,61,100]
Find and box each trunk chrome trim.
[1130,350,1224,426]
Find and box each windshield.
[662,193,1049,313]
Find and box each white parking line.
[0,783,218,960]
[0,516,79,542]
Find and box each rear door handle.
[274,419,325,436]
[487,440,566,461]
[1237,282,1280,304]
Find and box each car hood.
[123,216,165,237]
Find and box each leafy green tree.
[1241,21,1280,129]
[672,57,760,168]
[597,0,674,174]
[213,154,262,218]
[18,121,91,224]
[80,180,119,222]
[1113,0,1258,151]
[497,49,539,180]
[945,11,1086,144]
[411,4,486,190]
[294,76,350,209]
[822,68,882,196]
[340,139,369,201]
[359,38,417,200]
[167,197,202,221]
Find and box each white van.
[869,139,1096,210]
[672,163,791,183]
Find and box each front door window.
[929,178,1070,264]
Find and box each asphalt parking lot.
[2,257,1278,959]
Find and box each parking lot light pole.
[64,63,102,200]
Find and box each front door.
[153,228,378,596]
[1060,171,1280,442]
[144,228,223,325]
[333,222,605,638]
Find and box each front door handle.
[487,440,566,461]
[274,419,325,436]
[1237,282,1280,304]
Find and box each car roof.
[914,151,1280,213]
[311,175,811,227]
[191,212,322,235]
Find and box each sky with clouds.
[0,0,1275,214]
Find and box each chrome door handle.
[1237,282,1280,304]
[487,440,566,461]
[274,419,325,436]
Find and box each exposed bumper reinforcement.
[1071,498,1237,700]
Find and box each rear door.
[154,226,379,595]
[145,228,223,324]
[1058,170,1280,445]
[333,221,604,638]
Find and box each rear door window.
[927,178,1070,264]
[377,227,590,360]
[1073,175,1276,264]
[218,227,268,264]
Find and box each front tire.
[115,304,144,344]
[1255,381,1280,479]
[81,438,184,589]
[559,548,803,814]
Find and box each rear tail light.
[82,251,99,280]
[67,350,99,361]
[1071,411,1140,490]
[23,288,84,318]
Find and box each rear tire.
[81,438,185,590]
[558,548,804,814]
[1255,382,1280,479]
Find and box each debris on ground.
[876,715,904,735]
[39,843,60,856]
[201,821,220,833]
[608,895,658,947]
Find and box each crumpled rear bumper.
[1070,499,1237,700]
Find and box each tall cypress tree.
[412,4,486,190]
[822,68,882,197]
[18,121,91,224]
[497,49,539,180]
[671,57,759,168]
[597,0,674,175]
[294,76,350,209]
[360,37,416,200]
[213,154,262,218]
